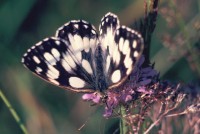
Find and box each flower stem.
[120,105,128,134]
[0,89,29,134]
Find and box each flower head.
[82,56,159,117]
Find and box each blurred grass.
[0,89,28,134]
[0,0,199,134]
[152,14,200,78]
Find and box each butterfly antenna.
[113,128,120,134]
[78,116,90,131]
[78,104,99,131]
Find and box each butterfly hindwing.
[99,13,144,89]
[109,26,144,88]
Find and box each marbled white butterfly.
[22,12,144,95]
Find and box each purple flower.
[103,106,113,117]
[82,93,101,104]
[136,86,153,94]
[82,56,159,117]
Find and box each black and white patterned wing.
[22,20,98,93]
[99,12,144,89]
[99,12,119,54]
[56,20,97,55]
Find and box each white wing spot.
[35,67,42,73]
[75,51,82,63]
[82,20,88,24]
[122,40,129,54]
[111,70,121,83]
[92,25,96,31]
[126,66,132,75]
[69,77,86,88]
[106,28,115,55]
[73,34,84,51]
[68,33,76,48]
[133,51,139,57]
[121,25,126,29]
[21,58,24,63]
[132,40,137,48]
[137,33,141,38]
[106,55,111,73]
[119,37,124,52]
[44,38,49,41]
[100,29,102,35]
[101,21,105,26]
[61,60,72,72]
[51,48,60,61]
[63,54,76,68]
[74,24,79,29]
[116,30,119,35]
[46,65,59,79]
[55,40,60,45]
[113,47,120,66]
[106,18,109,22]
[64,22,70,26]
[31,46,35,49]
[33,56,40,64]
[124,54,133,69]
[44,52,56,65]
[101,16,104,22]
[83,24,88,29]
[91,29,96,35]
[82,59,93,74]
[83,37,90,52]
[126,27,131,31]
[23,53,27,57]
[71,20,79,23]
[36,41,42,46]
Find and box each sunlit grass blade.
[0,89,29,134]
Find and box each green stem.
[120,105,128,134]
[0,89,29,134]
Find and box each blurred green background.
[0,0,199,134]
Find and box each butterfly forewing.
[22,20,100,92]
[99,12,119,55]
[56,20,98,57]
[55,20,98,81]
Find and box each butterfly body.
[22,12,144,95]
[95,45,108,92]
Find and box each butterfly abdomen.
[95,44,108,92]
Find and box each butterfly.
[21,12,144,96]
